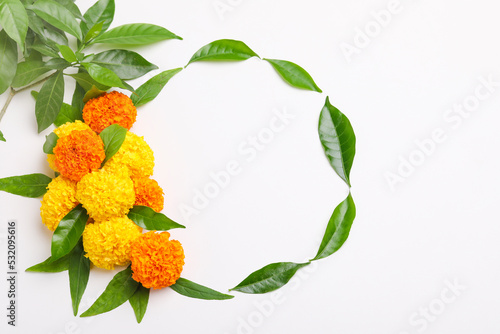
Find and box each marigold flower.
[103,131,154,178]
[76,167,135,221]
[53,129,105,182]
[133,177,164,212]
[82,216,142,270]
[40,176,78,231]
[83,91,137,133]
[48,121,93,172]
[130,231,185,289]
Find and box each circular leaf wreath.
[0,0,356,323]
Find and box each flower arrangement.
[0,0,358,324]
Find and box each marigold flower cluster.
[38,91,183,288]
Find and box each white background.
[1,0,500,333]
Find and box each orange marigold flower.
[133,177,164,212]
[83,91,137,133]
[130,231,185,289]
[48,121,93,172]
[53,129,105,182]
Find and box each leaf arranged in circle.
[264,58,322,93]
[131,68,183,107]
[51,204,89,262]
[80,266,139,317]
[170,278,234,300]
[92,23,181,45]
[25,253,71,272]
[43,132,59,154]
[0,30,18,95]
[69,237,90,316]
[29,0,83,40]
[312,193,356,261]
[99,124,127,164]
[128,206,185,231]
[318,96,356,187]
[0,0,28,48]
[35,70,65,133]
[0,173,52,198]
[129,284,150,323]
[187,39,259,65]
[92,49,158,80]
[230,262,309,294]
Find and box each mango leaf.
[51,204,89,261]
[81,0,115,35]
[0,0,28,48]
[82,62,126,89]
[0,131,5,142]
[26,9,45,37]
[131,68,182,107]
[230,262,309,294]
[80,266,139,317]
[99,124,127,162]
[25,253,71,272]
[53,0,83,20]
[68,72,110,91]
[57,44,77,63]
[318,97,356,187]
[45,58,71,70]
[312,193,356,261]
[82,85,106,103]
[29,43,60,58]
[0,30,18,94]
[69,238,90,316]
[92,49,158,80]
[54,102,82,126]
[84,21,103,43]
[128,206,185,231]
[264,58,322,93]
[188,39,259,65]
[35,70,64,133]
[11,59,52,88]
[129,285,149,323]
[92,23,181,45]
[42,24,68,47]
[0,173,52,197]
[71,82,86,113]
[170,278,234,300]
[29,0,83,40]
[43,132,59,154]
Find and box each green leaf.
[129,285,149,323]
[68,72,110,91]
[312,193,356,261]
[42,24,68,47]
[188,39,259,65]
[71,82,86,113]
[54,102,82,126]
[45,58,71,70]
[69,237,90,316]
[0,131,5,142]
[99,124,127,162]
[127,206,185,231]
[29,43,59,58]
[35,70,64,133]
[0,0,28,48]
[92,23,181,45]
[43,132,59,154]
[85,21,103,43]
[51,204,89,261]
[25,253,70,272]
[318,97,356,187]
[91,49,158,80]
[81,0,114,35]
[80,266,139,317]
[57,44,77,63]
[0,173,52,197]
[170,278,234,300]
[11,59,52,88]
[131,68,182,107]
[264,58,322,93]
[29,0,83,40]
[53,0,83,20]
[26,9,45,37]
[81,62,126,89]
[82,85,106,103]
[230,262,309,294]
[0,30,18,94]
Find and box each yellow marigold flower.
[103,131,154,178]
[48,121,93,172]
[82,217,142,270]
[130,231,185,289]
[53,129,105,182]
[83,91,137,133]
[40,176,78,231]
[133,177,164,212]
[76,167,135,221]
